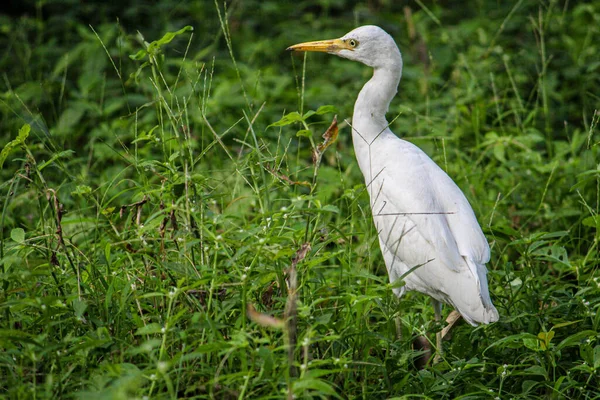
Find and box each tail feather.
[458,259,499,325]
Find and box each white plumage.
[288,25,498,326]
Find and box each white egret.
[288,26,498,350]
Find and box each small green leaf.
[132,125,160,143]
[582,215,599,228]
[389,278,406,289]
[293,378,339,398]
[493,143,506,162]
[10,228,25,243]
[593,345,600,370]
[73,299,87,318]
[130,61,151,82]
[127,339,163,355]
[315,313,332,325]
[537,330,554,350]
[129,48,148,60]
[303,110,316,119]
[316,105,337,115]
[56,107,86,134]
[320,204,340,213]
[257,347,274,376]
[269,112,303,127]
[72,185,92,196]
[134,26,194,59]
[296,129,312,138]
[168,151,181,163]
[135,323,165,335]
[153,25,193,48]
[105,243,111,265]
[523,337,541,351]
[0,329,40,346]
[1,124,30,169]
[521,380,539,394]
[556,330,596,350]
[38,150,75,171]
[552,320,582,329]
[581,343,593,365]
[193,341,229,354]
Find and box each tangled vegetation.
[1,0,599,398]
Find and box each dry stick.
[159,200,167,258]
[46,188,81,296]
[303,117,339,243]
[169,200,178,239]
[119,195,149,220]
[284,242,311,398]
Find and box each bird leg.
[433,299,443,363]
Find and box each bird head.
[287,25,402,70]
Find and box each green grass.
[1,0,600,398]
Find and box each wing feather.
[366,137,489,274]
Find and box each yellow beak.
[286,38,351,53]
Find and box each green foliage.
[0,124,30,169]
[1,0,599,398]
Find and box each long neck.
[352,67,402,145]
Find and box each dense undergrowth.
[1,0,599,398]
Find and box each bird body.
[288,26,498,325]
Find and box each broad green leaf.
[293,378,340,398]
[57,107,86,134]
[493,143,506,162]
[315,313,332,325]
[484,333,538,353]
[10,228,25,243]
[581,343,594,365]
[0,329,41,347]
[552,376,567,394]
[556,330,596,350]
[538,330,555,350]
[531,244,570,266]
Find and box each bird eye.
[347,39,358,48]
